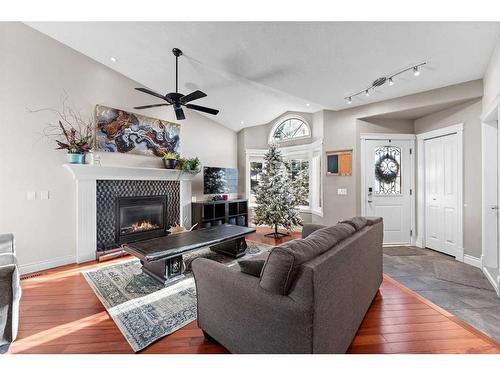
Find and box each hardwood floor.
[8,227,500,354]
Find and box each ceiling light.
[343,61,427,104]
[306,103,310,107]
[240,121,245,125]
[110,57,118,63]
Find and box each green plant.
[161,151,179,160]
[179,157,201,172]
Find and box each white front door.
[424,134,459,256]
[364,139,413,245]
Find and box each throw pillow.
[238,259,266,277]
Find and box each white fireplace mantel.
[64,164,194,263]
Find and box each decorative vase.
[67,153,85,164]
[163,158,178,169]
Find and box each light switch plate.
[40,191,50,200]
[337,188,348,196]
[27,191,36,200]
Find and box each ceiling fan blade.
[174,106,186,121]
[185,104,219,115]
[135,87,167,101]
[134,104,171,110]
[180,90,207,104]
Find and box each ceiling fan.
[134,48,219,121]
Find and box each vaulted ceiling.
[27,22,500,131]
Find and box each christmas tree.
[253,144,302,237]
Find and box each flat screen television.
[203,167,238,194]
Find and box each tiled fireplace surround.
[65,164,194,263]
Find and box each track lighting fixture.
[344,62,426,104]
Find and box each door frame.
[481,95,500,294]
[360,133,416,245]
[416,124,464,262]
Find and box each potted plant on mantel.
[35,100,94,164]
[161,152,179,169]
[55,121,93,164]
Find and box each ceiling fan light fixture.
[133,47,219,121]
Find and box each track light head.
[413,66,420,76]
[389,77,394,86]
[347,97,352,104]
[365,90,370,97]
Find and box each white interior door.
[364,139,412,245]
[424,134,459,256]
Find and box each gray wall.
[0,23,237,271]
[414,99,483,257]
[321,80,483,228]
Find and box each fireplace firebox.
[115,195,167,244]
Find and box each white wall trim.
[415,123,464,141]
[19,254,76,275]
[360,133,416,245]
[64,163,194,263]
[463,254,482,269]
[360,133,416,141]
[482,266,500,296]
[416,123,464,263]
[481,93,500,122]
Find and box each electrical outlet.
[40,191,50,200]
[27,191,36,200]
[337,188,347,196]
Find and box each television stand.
[191,199,248,229]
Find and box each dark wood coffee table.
[123,224,256,285]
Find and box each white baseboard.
[463,254,482,269]
[482,267,499,295]
[19,255,76,275]
[415,236,423,248]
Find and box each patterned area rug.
[82,241,271,352]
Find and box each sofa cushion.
[340,216,367,231]
[238,259,266,277]
[259,223,355,295]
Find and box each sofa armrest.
[302,224,326,239]
[0,234,14,255]
[192,258,313,353]
[0,263,21,345]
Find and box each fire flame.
[131,220,159,232]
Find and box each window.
[286,159,309,207]
[374,145,401,195]
[249,161,263,206]
[246,140,322,216]
[270,117,311,143]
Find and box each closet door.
[425,134,459,256]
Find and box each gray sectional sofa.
[192,216,383,354]
[0,233,21,354]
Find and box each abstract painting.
[95,105,180,156]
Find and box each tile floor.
[383,246,500,342]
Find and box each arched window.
[270,117,311,143]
